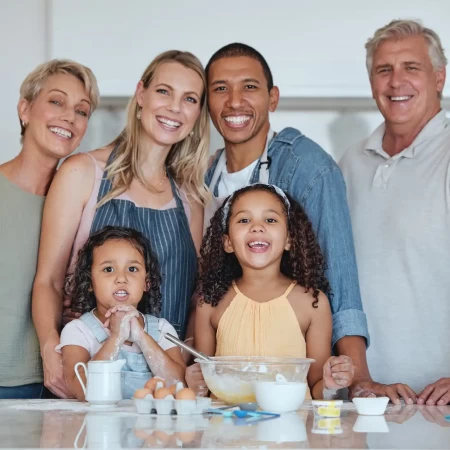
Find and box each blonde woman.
[0,59,99,399]
[32,51,210,398]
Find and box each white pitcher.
[74,359,126,406]
[73,413,123,449]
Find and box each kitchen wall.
[1,0,449,164]
[0,0,47,163]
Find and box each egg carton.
[133,394,212,415]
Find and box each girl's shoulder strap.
[283,280,297,297]
[143,314,161,342]
[231,280,242,296]
[79,310,109,343]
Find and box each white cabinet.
[50,0,450,98]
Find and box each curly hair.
[197,184,331,308]
[65,226,162,315]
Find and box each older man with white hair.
[340,19,450,405]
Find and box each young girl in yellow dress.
[191,184,353,399]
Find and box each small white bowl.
[352,397,389,416]
[353,415,389,433]
[256,412,307,443]
[254,381,307,413]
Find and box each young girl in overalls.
[57,226,185,400]
[191,184,354,399]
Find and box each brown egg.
[144,377,165,392]
[168,381,184,395]
[153,430,171,446]
[154,387,172,399]
[133,388,152,399]
[143,432,159,446]
[175,388,196,400]
[133,429,148,440]
[175,431,197,443]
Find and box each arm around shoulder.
[32,153,96,397]
[32,153,96,342]
[59,320,92,401]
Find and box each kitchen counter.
[0,400,448,449]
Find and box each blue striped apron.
[90,150,197,338]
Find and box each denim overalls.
[80,311,160,399]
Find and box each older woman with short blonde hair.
[0,59,99,399]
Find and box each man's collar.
[364,110,449,159]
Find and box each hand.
[129,315,145,343]
[417,378,450,406]
[419,405,450,427]
[104,305,140,342]
[349,380,416,405]
[42,336,73,399]
[323,355,354,390]
[385,404,417,424]
[185,363,208,397]
[61,297,81,326]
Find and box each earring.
[136,108,142,120]
[21,120,27,128]
[189,130,194,137]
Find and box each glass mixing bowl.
[195,356,315,404]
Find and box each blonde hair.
[98,50,210,207]
[365,19,448,74]
[18,59,99,141]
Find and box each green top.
[0,173,44,386]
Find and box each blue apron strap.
[167,173,185,211]
[96,147,118,202]
[144,315,161,342]
[80,311,109,343]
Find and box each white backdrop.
[1,0,449,163]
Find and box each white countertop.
[0,399,448,449]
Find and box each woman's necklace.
[139,168,168,191]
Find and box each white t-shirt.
[56,314,178,357]
[218,160,258,197]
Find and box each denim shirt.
[206,127,370,347]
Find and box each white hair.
[365,19,448,75]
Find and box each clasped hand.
[103,305,144,344]
[323,355,355,390]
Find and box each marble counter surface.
[0,399,448,449]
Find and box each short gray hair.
[365,19,448,75]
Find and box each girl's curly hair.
[65,226,162,315]
[197,184,331,308]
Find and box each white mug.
[74,359,126,406]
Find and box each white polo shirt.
[339,110,450,392]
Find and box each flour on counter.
[0,399,136,413]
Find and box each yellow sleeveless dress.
[216,280,311,398]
